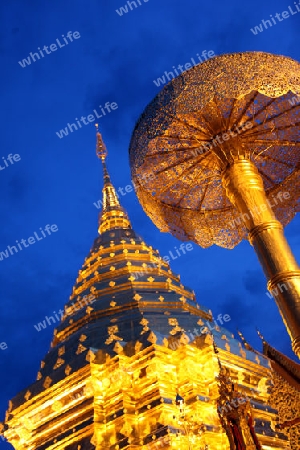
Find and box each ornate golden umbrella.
[129,52,300,357]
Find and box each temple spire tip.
[94,127,132,234]
[95,124,107,160]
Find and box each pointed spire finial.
[95,127,132,234]
[95,124,107,160]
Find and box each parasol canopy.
[129,52,300,249]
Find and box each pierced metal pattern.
[129,52,300,248]
[269,370,300,450]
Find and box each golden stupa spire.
[95,125,131,234]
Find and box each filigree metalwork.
[129,51,300,357]
[129,51,300,249]
[269,370,300,450]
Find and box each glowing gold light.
[129,51,300,357]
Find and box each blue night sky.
[0,1,299,447]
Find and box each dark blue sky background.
[1,1,299,447]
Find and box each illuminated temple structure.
[1,132,300,449]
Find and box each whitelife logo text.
[33,294,96,332]
[153,50,215,87]
[116,0,149,16]
[0,224,59,262]
[56,102,118,139]
[250,2,300,35]
[0,153,21,172]
[18,31,81,68]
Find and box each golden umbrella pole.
[222,158,300,356]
